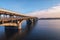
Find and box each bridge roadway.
[0,9,38,29]
[0,9,35,17]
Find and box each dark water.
[0,20,60,40]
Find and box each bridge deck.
[0,17,29,21]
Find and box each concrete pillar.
[0,14,1,19]
[10,15,14,23]
[17,21,22,29]
[2,20,4,24]
[3,14,5,19]
[31,19,34,23]
[9,15,13,18]
[11,20,13,23]
[27,19,31,25]
[5,14,7,18]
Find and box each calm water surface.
[0,20,60,40]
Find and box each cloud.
[27,5,60,18]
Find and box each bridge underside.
[0,23,17,27]
[0,18,38,29]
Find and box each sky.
[0,0,60,14]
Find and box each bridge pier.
[26,18,38,25]
[0,14,1,19]
[26,19,34,25]
[17,21,22,29]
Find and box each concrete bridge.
[0,9,38,29]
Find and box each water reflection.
[1,20,60,40]
[4,21,37,40]
[5,27,18,40]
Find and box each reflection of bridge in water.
[0,9,38,29]
[0,20,37,40]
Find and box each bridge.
[0,9,38,29]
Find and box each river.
[0,20,60,40]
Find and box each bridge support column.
[27,19,33,25]
[17,21,22,29]
[0,14,1,19]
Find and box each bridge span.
[0,9,38,29]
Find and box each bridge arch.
[17,18,35,29]
[0,9,38,29]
